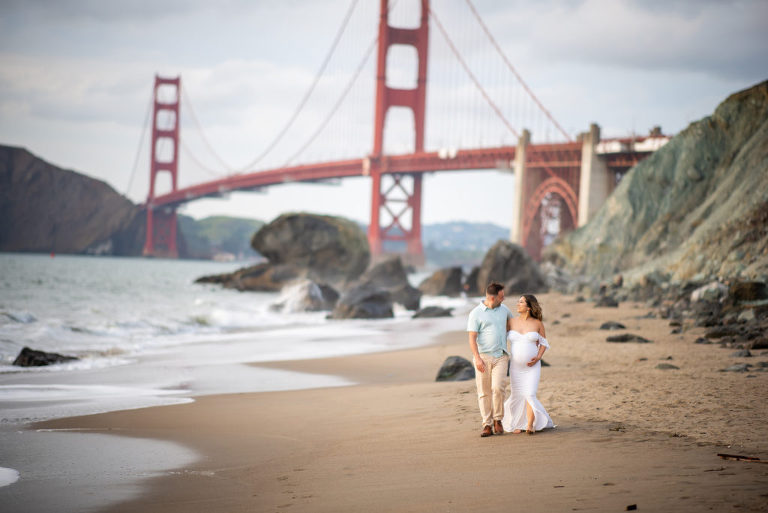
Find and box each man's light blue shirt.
[467,302,513,357]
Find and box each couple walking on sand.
[467,281,554,437]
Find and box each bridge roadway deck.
[148,142,594,208]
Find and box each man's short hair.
[485,281,504,296]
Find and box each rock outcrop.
[198,213,370,291]
[352,257,421,310]
[13,347,78,367]
[329,282,394,319]
[475,240,547,295]
[435,356,475,381]
[196,262,302,291]
[412,306,453,318]
[327,256,423,318]
[0,145,144,255]
[418,267,463,296]
[545,81,768,284]
[252,213,369,286]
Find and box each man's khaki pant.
[474,353,509,427]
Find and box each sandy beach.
[24,293,768,512]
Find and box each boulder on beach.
[691,281,728,303]
[418,267,463,297]
[196,262,303,292]
[435,356,475,381]
[252,213,370,285]
[595,296,619,308]
[476,240,547,296]
[329,282,394,319]
[13,347,78,367]
[720,363,751,373]
[353,257,421,310]
[196,213,370,292]
[606,334,652,343]
[412,306,453,319]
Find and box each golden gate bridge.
[131,0,669,264]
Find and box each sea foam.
[0,467,20,488]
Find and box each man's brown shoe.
[493,420,504,435]
[480,425,493,437]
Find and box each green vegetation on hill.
[358,221,509,268]
[423,221,509,268]
[179,215,264,260]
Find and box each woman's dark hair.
[522,294,543,321]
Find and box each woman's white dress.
[501,330,555,432]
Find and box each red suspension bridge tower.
[367,0,429,266]
[143,75,181,258]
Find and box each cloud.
[0,0,250,23]
[1,0,765,225]
[481,0,768,80]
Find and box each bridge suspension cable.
[180,140,231,179]
[232,0,360,174]
[463,0,571,142]
[429,6,520,141]
[125,90,153,197]
[180,88,238,173]
[282,34,378,167]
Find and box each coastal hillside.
[0,144,266,259]
[423,221,509,268]
[179,216,264,260]
[0,144,143,255]
[545,81,768,284]
[359,221,509,268]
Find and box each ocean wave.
[0,311,37,324]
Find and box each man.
[467,281,512,437]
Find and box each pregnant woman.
[502,294,555,434]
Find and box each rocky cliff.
[0,144,144,255]
[545,81,768,285]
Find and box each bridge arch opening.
[155,109,177,131]
[524,191,577,261]
[151,171,174,197]
[155,84,178,104]
[154,136,175,164]
[386,44,418,90]
[383,107,416,154]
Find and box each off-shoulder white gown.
[501,330,555,432]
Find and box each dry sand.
[34,293,768,512]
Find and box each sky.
[0,0,766,229]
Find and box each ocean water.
[0,253,470,424]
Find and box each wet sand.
[27,293,768,512]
